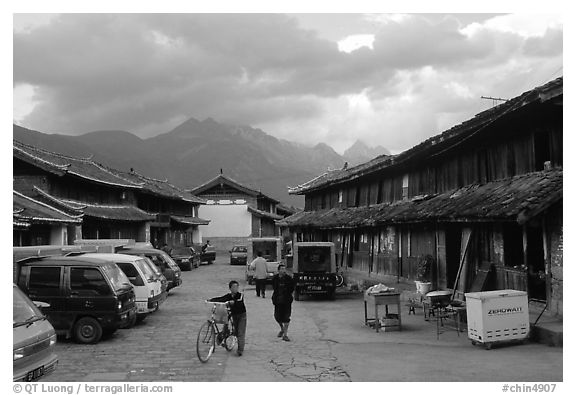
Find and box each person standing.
[249,251,269,298]
[209,280,247,356]
[161,243,171,255]
[272,264,295,341]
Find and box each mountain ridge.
[13,118,389,207]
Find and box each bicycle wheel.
[335,274,344,287]
[224,335,237,351]
[196,321,216,363]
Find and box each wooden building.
[13,140,208,248]
[13,191,83,246]
[187,173,295,251]
[280,78,563,317]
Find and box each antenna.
[481,96,508,107]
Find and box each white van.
[81,254,165,323]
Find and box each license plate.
[26,366,45,382]
[181,259,189,262]
[308,286,322,291]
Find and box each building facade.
[188,173,295,251]
[13,140,208,248]
[280,78,563,317]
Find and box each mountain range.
[13,118,389,207]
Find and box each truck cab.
[293,242,337,301]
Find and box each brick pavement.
[45,257,349,382]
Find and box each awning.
[170,215,211,226]
[280,169,562,229]
[82,205,155,222]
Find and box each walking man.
[249,251,268,298]
[209,280,247,356]
[272,264,295,341]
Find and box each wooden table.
[363,292,402,332]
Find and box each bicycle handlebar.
[204,300,229,305]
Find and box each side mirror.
[33,301,50,309]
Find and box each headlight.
[49,334,57,347]
[13,348,24,361]
[117,301,123,310]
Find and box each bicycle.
[196,301,238,363]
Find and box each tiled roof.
[279,169,562,228]
[13,191,83,225]
[108,168,206,204]
[14,140,205,204]
[170,216,211,226]
[14,140,143,189]
[247,206,284,220]
[289,77,563,195]
[58,199,155,222]
[188,174,280,203]
[276,203,298,216]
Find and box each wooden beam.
[452,227,472,300]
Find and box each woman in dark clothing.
[272,264,295,341]
[209,280,247,356]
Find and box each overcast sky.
[13,13,562,154]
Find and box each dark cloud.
[13,13,562,153]
[523,28,563,57]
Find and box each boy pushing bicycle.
[209,280,247,356]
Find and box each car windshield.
[13,286,43,327]
[232,246,247,252]
[102,265,132,292]
[298,247,332,273]
[142,257,162,276]
[171,247,192,256]
[135,259,156,281]
[159,251,180,270]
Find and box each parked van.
[13,284,58,382]
[141,257,168,294]
[16,256,136,344]
[119,247,182,291]
[80,253,166,323]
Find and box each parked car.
[198,244,216,265]
[170,246,200,271]
[13,284,58,382]
[80,253,167,325]
[119,247,182,291]
[16,256,136,344]
[229,245,248,265]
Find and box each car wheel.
[74,317,103,344]
[122,313,137,329]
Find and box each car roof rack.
[16,255,52,264]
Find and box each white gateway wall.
[200,204,252,238]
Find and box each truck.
[292,242,337,301]
[245,237,283,284]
